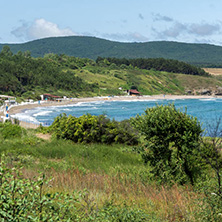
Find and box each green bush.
[131,104,203,185]
[0,121,25,139]
[50,114,139,145]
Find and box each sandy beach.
[0,94,220,129]
[7,94,220,116]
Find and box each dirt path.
[36,133,51,140]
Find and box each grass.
[1,128,214,221]
[72,65,222,96]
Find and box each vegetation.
[0,104,222,221]
[1,46,222,100]
[50,113,139,145]
[131,104,203,185]
[1,36,222,66]
[96,57,208,76]
[0,154,148,221]
[0,46,97,98]
[1,36,222,220]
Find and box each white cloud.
[152,21,222,42]
[97,32,149,42]
[153,22,187,38]
[188,23,220,36]
[152,13,173,22]
[11,19,76,41]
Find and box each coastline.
[8,94,220,116]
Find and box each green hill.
[0,50,221,100]
[1,36,222,65]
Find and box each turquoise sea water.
[12,98,222,132]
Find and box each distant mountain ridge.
[1,36,222,65]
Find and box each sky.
[1,0,222,45]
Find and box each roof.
[0,95,16,99]
[43,93,61,98]
[129,89,141,94]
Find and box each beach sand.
[8,94,219,115]
[1,94,219,129]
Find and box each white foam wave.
[114,99,158,102]
[11,113,39,124]
[199,98,217,101]
[33,111,53,117]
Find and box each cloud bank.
[151,14,222,44]
[11,19,76,41]
[10,15,222,45]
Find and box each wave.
[11,113,39,124]
[9,98,222,128]
[199,98,217,101]
[113,99,158,102]
[33,110,53,117]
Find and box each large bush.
[131,104,203,185]
[50,114,139,145]
[0,121,25,139]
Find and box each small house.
[40,94,62,101]
[0,95,16,105]
[128,89,141,96]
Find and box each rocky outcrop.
[214,87,222,95]
[199,89,212,95]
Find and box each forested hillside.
[1,36,222,66]
[0,46,97,98]
[96,57,208,76]
[0,46,221,100]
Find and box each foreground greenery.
[132,104,203,185]
[0,104,222,221]
[50,113,139,145]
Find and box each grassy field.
[1,124,220,221]
[203,68,222,75]
[72,65,222,96]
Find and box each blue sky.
[1,0,222,45]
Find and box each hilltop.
[1,36,222,66]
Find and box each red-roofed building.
[128,89,141,96]
[41,94,62,101]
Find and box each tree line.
[0,46,97,97]
[96,57,209,76]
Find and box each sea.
[11,98,222,134]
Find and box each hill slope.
[0,53,221,100]
[1,36,222,65]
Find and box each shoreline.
[7,94,221,116]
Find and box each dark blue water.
[12,98,222,132]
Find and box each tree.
[131,104,203,185]
[0,45,13,57]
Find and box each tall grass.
[1,132,217,221]
[20,164,199,221]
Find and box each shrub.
[131,104,203,185]
[50,114,139,145]
[0,121,25,139]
